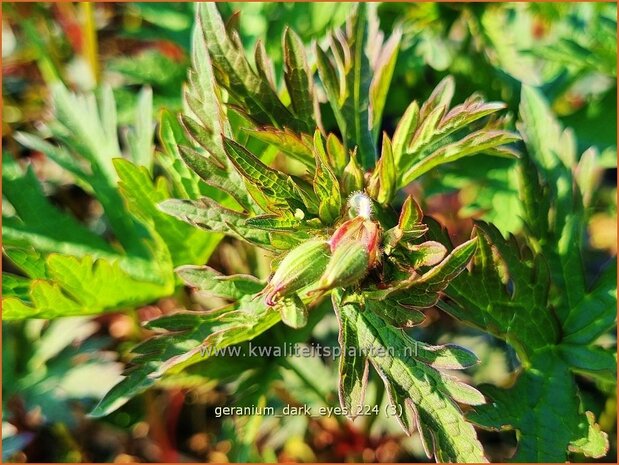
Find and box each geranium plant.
[3,3,614,463]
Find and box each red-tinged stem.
[165,389,186,459]
[146,390,181,462]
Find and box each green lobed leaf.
[91,283,280,418]
[244,127,315,168]
[469,350,608,462]
[126,86,155,171]
[562,260,617,345]
[337,297,370,417]
[393,77,517,188]
[282,27,316,133]
[401,130,520,186]
[3,254,173,320]
[158,110,204,200]
[258,38,282,90]
[176,266,264,301]
[437,221,560,361]
[365,237,477,307]
[408,94,508,165]
[222,137,306,213]
[406,241,448,268]
[158,197,298,251]
[333,290,487,462]
[340,3,377,169]
[312,131,343,224]
[3,247,47,280]
[2,153,162,284]
[114,158,221,266]
[408,105,447,158]
[177,144,250,210]
[314,41,347,135]
[569,411,611,459]
[183,14,233,166]
[48,84,120,181]
[44,85,151,258]
[178,114,226,169]
[196,3,307,132]
[367,134,396,205]
[369,28,401,142]
[13,132,89,185]
[326,133,348,176]
[392,100,420,167]
[437,220,611,460]
[518,86,615,339]
[180,24,255,210]
[559,344,617,384]
[365,298,426,328]
[2,154,116,259]
[159,197,264,244]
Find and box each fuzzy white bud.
[348,191,373,220]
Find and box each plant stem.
[81,2,99,85]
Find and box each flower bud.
[329,216,381,268]
[329,216,365,250]
[262,239,330,306]
[317,241,370,291]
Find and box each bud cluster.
[261,195,382,307]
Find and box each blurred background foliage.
[2,2,616,462]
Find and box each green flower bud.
[262,239,330,306]
[329,215,381,268]
[317,241,370,291]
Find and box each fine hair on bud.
[260,239,330,306]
